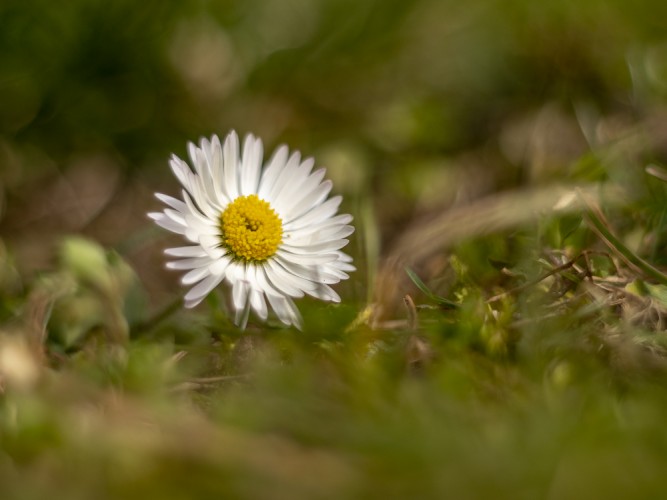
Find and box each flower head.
[148,131,355,329]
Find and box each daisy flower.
[148,131,355,329]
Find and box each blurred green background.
[4,0,667,272]
[3,0,667,498]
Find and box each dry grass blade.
[390,185,612,264]
[374,183,621,315]
[645,164,667,183]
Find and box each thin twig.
[403,294,418,332]
[169,374,251,392]
[486,257,581,303]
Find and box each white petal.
[232,281,249,325]
[266,259,317,293]
[147,211,165,222]
[190,140,216,203]
[207,135,229,204]
[198,234,226,259]
[253,266,280,301]
[283,195,342,231]
[304,282,340,302]
[181,191,218,229]
[271,160,319,212]
[335,262,356,272]
[319,284,341,302]
[169,155,194,193]
[259,264,303,298]
[274,166,325,218]
[265,294,302,329]
[275,249,338,265]
[232,270,249,311]
[209,256,232,276]
[245,266,269,321]
[250,289,268,321]
[275,256,344,285]
[181,266,210,286]
[336,251,354,263]
[187,141,201,174]
[317,265,350,281]
[184,214,219,240]
[236,305,250,329]
[266,151,301,205]
[163,208,186,226]
[164,246,208,258]
[283,180,332,223]
[194,145,225,212]
[166,257,212,270]
[182,163,219,219]
[244,264,263,293]
[149,213,187,234]
[240,134,263,196]
[298,157,316,177]
[283,297,303,329]
[184,272,224,308]
[330,252,356,272]
[284,214,354,240]
[224,261,246,290]
[281,239,349,255]
[258,145,289,199]
[284,225,354,247]
[181,185,218,228]
[223,130,240,200]
[265,293,290,325]
[224,263,250,326]
[155,193,188,212]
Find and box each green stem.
[130,297,183,337]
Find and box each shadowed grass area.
[3,0,667,498]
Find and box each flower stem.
[130,297,182,337]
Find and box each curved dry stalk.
[372,183,622,319]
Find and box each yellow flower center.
[220,194,283,262]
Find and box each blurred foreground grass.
[4,0,667,498]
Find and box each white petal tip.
[184,294,205,306]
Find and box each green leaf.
[405,268,458,309]
[558,215,583,245]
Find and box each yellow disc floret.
[220,194,283,262]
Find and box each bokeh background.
[4,0,667,301]
[4,0,667,498]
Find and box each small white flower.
[149,131,355,329]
